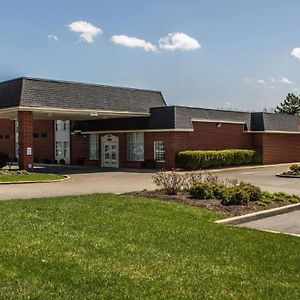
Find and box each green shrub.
[221,186,250,206]
[0,151,8,169]
[239,182,261,202]
[290,164,300,175]
[176,149,262,170]
[190,183,215,200]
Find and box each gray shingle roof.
[173,106,252,129]
[0,77,166,113]
[252,112,300,132]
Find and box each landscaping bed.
[277,164,300,178]
[127,170,300,218]
[127,190,296,217]
[0,170,65,183]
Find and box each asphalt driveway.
[0,163,299,201]
[238,210,300,236]
[214,164,300,195]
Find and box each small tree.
[275,93,300,116]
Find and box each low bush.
[190,183,215,200]
[239,182,261,202]
[176,149,262,170]
[290,164,300,175]
[220,186,251,206]
[0,151,9,169]
[153,171,203,195]
[190,181,261,205]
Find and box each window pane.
[89,134,99,160]
[154,141,166,162]
[127,132,144,161]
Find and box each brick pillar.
[18,111,34,171]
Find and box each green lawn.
[0,194,299,299]
[0,172,64,182]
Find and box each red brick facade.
[0,119,15,160]
[0,118,300,169]
[18,111,34,170]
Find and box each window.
[5,134,9,139]
[41,133,47,138]
[127,132,144,161]
[89,134,99,160]
[33,133,39,138]
[55,141,63,157]
[154,141,166,162]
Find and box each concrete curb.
[276,173,300,178]
[208,162,300,173]
[215,203,300,225]
[0,175,70,185]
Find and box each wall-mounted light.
[216,123,222,128]
[90,112,98,117]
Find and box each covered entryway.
[101,134,119,168]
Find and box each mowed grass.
[0,194,299,299]
[0,172,64,182]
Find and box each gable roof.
[0,77,166,113]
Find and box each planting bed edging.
[215,202,300,225]
[0,175,69,185]
[276,173,300,178]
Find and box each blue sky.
[1,0,300,111]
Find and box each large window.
[127,132,144,161]
[89,134,99,160]
[154,141,166,162]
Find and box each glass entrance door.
[103,141,118,167]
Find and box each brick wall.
[70,122,256,169]
[260,133,300,164]
[33,120,54,163]
[0,119,15,160]
[18,111,33,170]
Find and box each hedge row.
[176,149,262,170]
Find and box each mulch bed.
[126,190,294,218]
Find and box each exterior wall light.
[216,122,222,128]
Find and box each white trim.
[0,106,150,117]
[191,118,246,125]
[80,128,194,134]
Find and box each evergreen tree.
[275,93,300,115]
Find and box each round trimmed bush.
[239,182,261,202]
[190,183,214,200]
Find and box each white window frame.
[127,132,144,161]
[89,134,99,160]
[154,141,166,162]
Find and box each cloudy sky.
[1,0,300,111]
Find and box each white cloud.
[257,79,266,85]
[48,35,59,41]
[243,78,253,83]
[68,21,102,43]
[159,32,201,51]
[278,76,293,84]
[110,35,157,52]
[291,48,300,60]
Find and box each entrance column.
[18,111,34,171]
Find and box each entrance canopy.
[0,76,166,170]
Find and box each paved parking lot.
[239,210,300,236]
[0,163,299,201]
[214,164,300,195]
